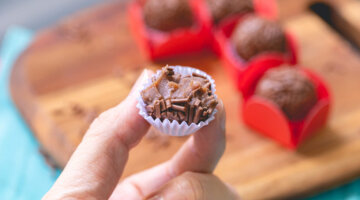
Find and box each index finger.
[43,69,153,200]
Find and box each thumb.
[146,172,240,200]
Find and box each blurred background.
[1,0,360,199]
[0,0,114,42]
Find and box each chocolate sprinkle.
[188,105,194,124]
[172,105,186,112]
[160,100,166,112]
[194,99,201,107]
[146,105,154,113]
[166,99,172,109]
[192,73,207,79]
[141,66,218,125]
[178,112,186,121]
[171,98,189,104]
[193,107,203,124]
[155,101,161,118]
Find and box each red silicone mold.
[241,67,331,149]
[253,0,278,20]
[214,14,298,93]
[194,0,278,55]
[128,0,212,60]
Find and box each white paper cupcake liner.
[136,66,218,136]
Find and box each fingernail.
[140,69,149,80]
[220,116,226,132]
[129,69,149,95]
[138,69,149,85]
[217,99,226,132]
[146,195,163,200]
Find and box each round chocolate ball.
[206,0,253,24]
[143,0,194,32]
[255,67,317,121]
[231,15,287,61]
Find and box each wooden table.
[10,0,360,199]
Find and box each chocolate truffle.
[143,0,194,32]
[255,67,317,121]
[231,15,287,61]
[141,66,218,124]
[206,0,253,24]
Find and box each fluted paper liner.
[137,66,218,136]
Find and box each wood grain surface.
[10,0,360,199]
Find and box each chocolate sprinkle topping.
[141,66,218,125]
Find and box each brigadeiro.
[255,67,317,121]
[206,0,253,24]
[138,66,218,136]
[141,66,218,124]
[231,15,287,61]
[143,0,194,32]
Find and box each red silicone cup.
[194,0,279,55]
[241,67,331,149]
[128,0,212,60]
[215,19,298,93]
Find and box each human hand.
[43,69,239,200]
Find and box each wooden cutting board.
[10,0,360,199]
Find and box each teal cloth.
[0,27,359,200]
[0,27,59,200]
